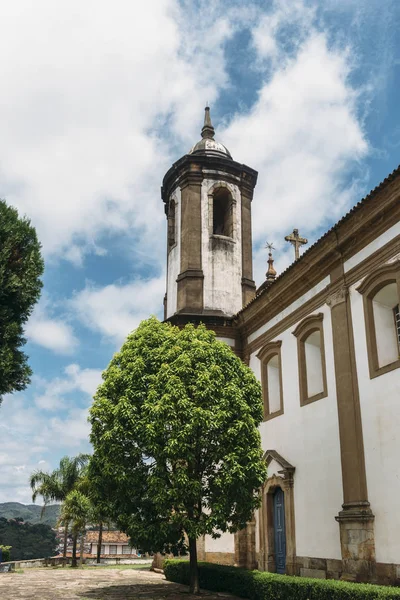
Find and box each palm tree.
[30,454,90,559]
[59,489,92,567]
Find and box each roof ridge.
[236,163,400,316]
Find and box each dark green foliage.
[164,560,400,600]
[89,318,267,553]
[0,518,57,561]
[0,545,11,561]
[0,503,60,527]
[0,199,44,403]
[164,560,255,597]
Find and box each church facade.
[162,108,400,584]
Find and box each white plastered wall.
[166,188,181,319]
[201,178,243,316]
[349,277,400,564]
[344,222,400,272]
[205,531,235,554]
[216,336,236,347]
[250,301,343,560]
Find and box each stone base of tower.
[165,312,241,356]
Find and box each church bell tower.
[162,107,258,327]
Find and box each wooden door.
[273,487,286,574]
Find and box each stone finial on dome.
[265,242,277,283]
[201,106,215,140]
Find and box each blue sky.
[0,0,399,503]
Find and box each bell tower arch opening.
[212,187,233,237]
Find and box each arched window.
[212,187,233,237]
[292,313,328,406]
[357,261,400,378]
[167,198,176,250]
[257,341,284,420]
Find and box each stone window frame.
[257,341,284,421]
[292,313,328,407]
[207,181,237,242]
[356,260,400,379]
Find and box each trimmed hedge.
[164,559,400,600]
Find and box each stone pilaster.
[177,172,204,313]
[327,283,375,581]
[234,522,256,569]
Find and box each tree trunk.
[96,521,103,564]
[189,536,199,594]
[71,532,78,567]
[63,521,69,561]
[79,531,84,567]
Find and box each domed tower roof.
[188,106,232,159]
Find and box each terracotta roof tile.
[85,531,130,544]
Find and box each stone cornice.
[161,154,258,204]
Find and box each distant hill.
[0,502,61,527]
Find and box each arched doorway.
[258,452,296,575]
[273,487,286,574]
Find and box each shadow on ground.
[78,582,193,599]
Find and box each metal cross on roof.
[284,228,308,260]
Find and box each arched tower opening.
[167,198,176,250]
[212,187,233,237]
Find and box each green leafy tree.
[0,518,57,561]
[89,317,267,593]
[0,199,44,404]
[30,454,90,558]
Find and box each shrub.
[164,559,400,600]
[0,545,11,562]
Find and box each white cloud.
[0,387,95,502]
[26,316,78,355]
[34,364,102,411]
[25,294,78,354]
[0,0,237,265]
[70,275,165,344]
[221,9,368,283]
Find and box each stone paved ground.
[0,567,239,600]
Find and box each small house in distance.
[85,531,138,557]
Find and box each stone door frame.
[258,450,296,575]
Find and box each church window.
[357,263,400,378]
[212,187,233,237]
[293,313,328,406]
[167,198,176,250]
[257,341,284,420]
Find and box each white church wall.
[216,336,236,347]
[205,530,235,554]
[166,188,181,319]
[350,281,400,564]
[344,221,400,273]
[249,303,343,560]
[248,277,330,345]
[201,178,243,316]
